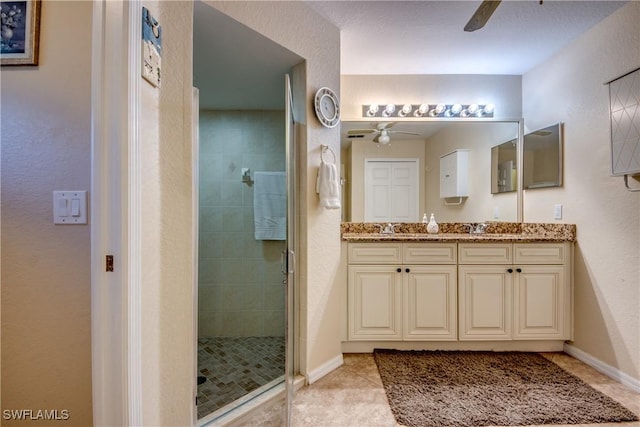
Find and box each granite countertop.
[341,222,576,243]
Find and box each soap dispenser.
[422,213,428,224]
[427,213,439,234]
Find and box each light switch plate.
[553,204,563,220]
[53,191,87,224]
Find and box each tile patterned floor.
[237,352,640,427]
[197,336,285,420]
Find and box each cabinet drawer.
[459,243,512,264]
[348,243,402,264]
[403,243,457,264]
[514,243,566,264]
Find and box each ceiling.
[193,1,627,111]
[306,1,627,76]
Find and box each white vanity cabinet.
[458,242,571,341]
[347,242,457,341]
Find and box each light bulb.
[382,104,396,117]
[467,104,479,114]
[366,104,379,117]
[483,103,495,115]
[434,104,446,115]
[451,104,463,114]
[414,104,429,117]
[378,134,391,145]
[398,104,412,117]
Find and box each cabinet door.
[404,265,457,340]
[348,265,402,340]
[459,265,512,340]
[513,265,566,339]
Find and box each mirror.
[341,120,521,223]
[523,122,563,189]
[491,139,518,194]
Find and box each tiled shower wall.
[198,110,286,337]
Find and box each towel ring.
[321,144,336,164]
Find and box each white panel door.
[404,265,457,340]
[513,265,566,339]
[458,265,512,340]
[364,160,418,222]
[348,265,402,340]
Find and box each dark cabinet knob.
[507,268,513,273]
[405,268,410,273]
[516,268,522,273]
[396,267,402,273]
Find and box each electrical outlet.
[553,204,563,220]
[493,206,500,219]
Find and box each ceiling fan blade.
[348,129,377,135]
[373,134,380,143]
[389,131,420,136]
[377,122,396,130]
[464,0,501,32]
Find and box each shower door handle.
[281,250,295,275]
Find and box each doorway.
[364,159,420,222]
[193,2,302,423]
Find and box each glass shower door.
[283,73,296,426]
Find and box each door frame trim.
[90,1,143,424]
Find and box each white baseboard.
[563,343,640,393]
[306,354,344,384]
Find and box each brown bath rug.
[373,349,638,427]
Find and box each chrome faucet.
[376,223,397,234]
[464,222,488,234]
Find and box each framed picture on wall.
[1,0,40,66]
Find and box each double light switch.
[53,191,87,224]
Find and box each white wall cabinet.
[347,241,572,344]
[440,149,469,198]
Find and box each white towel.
[253,171,286,240]
[316,161,341,209]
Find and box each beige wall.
[139,1,194,424]
[0,2,93,425]
[523,2,640,382]
[424,123,519,222]
[206,1,342,377]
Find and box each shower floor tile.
[197,336,285,420]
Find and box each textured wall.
[0,2,93,425]
[139,1,194,425]
[523,2,640,382]
[198,110,286,338]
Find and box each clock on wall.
[314,87,341,128]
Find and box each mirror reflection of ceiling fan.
[347,122,420,145]
[464,0,543,32]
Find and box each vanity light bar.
[362,103,495,118]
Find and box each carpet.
[373,349,638,427]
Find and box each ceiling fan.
[347,122,420,145]
[465,0,543,32]
[464,0,502,32]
